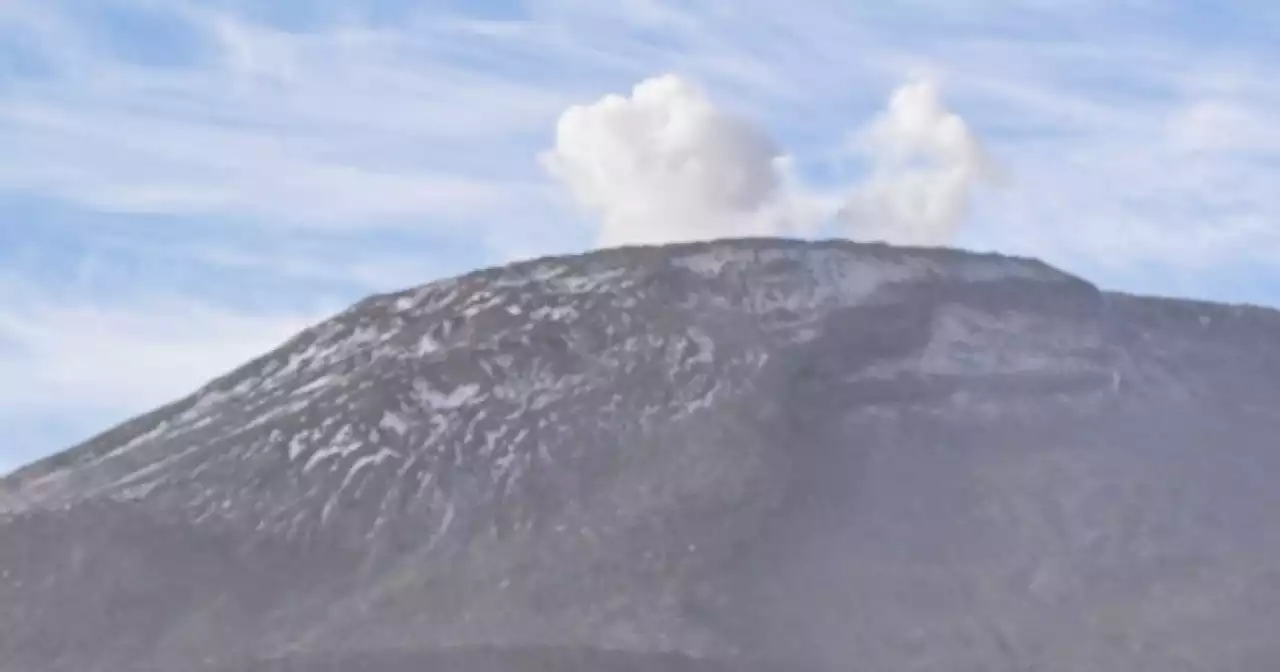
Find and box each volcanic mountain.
[3,238,1280,672]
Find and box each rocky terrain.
[3,237,1280,671]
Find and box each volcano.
[4,238,1280,672]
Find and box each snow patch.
[291,435,311,460]
[686,329,715,365]
[548,267,628,294]
[304,426,364,472]
[417,333,442,356]
[530,305,578,322]
[462,291,507,318]
[245,397,313,431]
[414,380,482,410]
[380,411,409,436]
[672,247,755,277]
[187,388,234,415]
[99,420,172,462]
[294,374,339,397]
[341,447,401,491]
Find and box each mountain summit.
[4,238,1280,672]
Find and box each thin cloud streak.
[0,291,329,421]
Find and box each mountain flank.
[4,237,1280,672]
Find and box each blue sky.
[1,0,1278,472]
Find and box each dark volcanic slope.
[4,238,1280,672]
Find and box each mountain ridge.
[0,236,1092,508]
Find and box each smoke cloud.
[543,73,995,248]
[540,75,816,247]
[838,77,995,246]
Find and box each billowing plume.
[540,75,815,247]
[543,74,995,248]
[838,77,996,246]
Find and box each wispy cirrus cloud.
[0,292,325,417]
[0,8,568,229]
[0,283,331,470]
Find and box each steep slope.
[3,238,1280,672]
